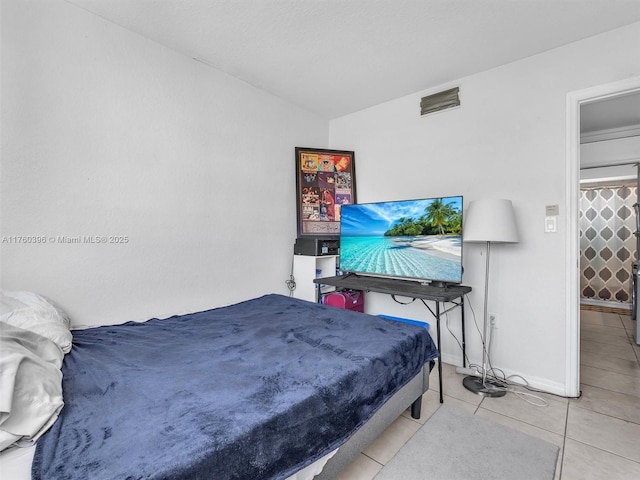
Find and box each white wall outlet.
[489,313,497,328]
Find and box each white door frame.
[566,76,640,397]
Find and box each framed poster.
[295,147,356,238]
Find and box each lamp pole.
[480,240,491,388]
[462,238,505,396]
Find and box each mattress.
[11,294,439,479]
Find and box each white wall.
[0,0,328,326]
[329,22,640,395]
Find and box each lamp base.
[462,375,507,397]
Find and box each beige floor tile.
[620,315,635,331]
[338,356,640,480]
[581,338,637,361]
[573,383,640,424]
[581,322,629,338]
[581,353,640,377]
[441,394,478,413]
[567,405,640,463]
[580,364,640,397]
[432,362,484,406]
[581,329,635,347]
[362,414,421,465]
[561,438,640,480]
[580,310,625,327]
[334,453,382,480]
[479,388,568,435]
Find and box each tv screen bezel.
[338,195,464,286]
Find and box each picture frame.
[295,147,356,238]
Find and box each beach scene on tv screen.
[340,197,462,283]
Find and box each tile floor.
[335,308,640,479]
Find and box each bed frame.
[314,366,429,479]
[0,367,430,480]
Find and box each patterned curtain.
[580,182,637,304]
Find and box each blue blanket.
[32,294,438,480]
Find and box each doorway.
[567,77,640,398]
[578,172,637,309]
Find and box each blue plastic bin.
[377,314,429,331]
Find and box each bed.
[0,291,438,480]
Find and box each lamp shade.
[463,199,519,243]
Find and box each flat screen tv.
[339,196,463,286]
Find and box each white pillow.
[0,291,73,354]
[0,321,65,451]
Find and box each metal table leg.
[436,301,443,403]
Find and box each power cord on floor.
[285,255,296,296]
[457,293,549,407]
[480,367,549,407]
[435,298,545,405]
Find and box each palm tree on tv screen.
[384,198,461,236]
[424,198,456,235]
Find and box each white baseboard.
[439,353,570,398]
[580,298,631,311]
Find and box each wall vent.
[420,87,460,116]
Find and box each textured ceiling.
[67,0,640,122]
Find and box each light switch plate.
[545,216,557,233]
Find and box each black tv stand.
[341,271,360,279]
[313,274,471,403]
[315,275,470,302]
